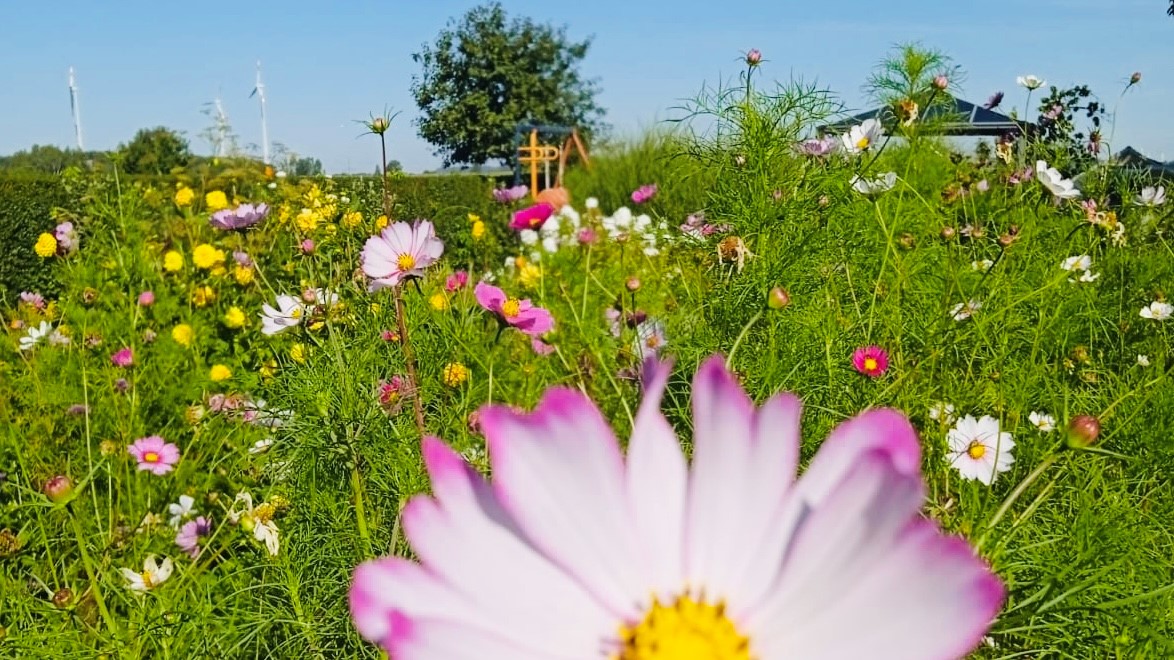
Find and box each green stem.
[977,452,1061,550]
[727,310,764,369]
[350,464,372,556]
[70,510,119,637]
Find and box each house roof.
[821,96,1030,137]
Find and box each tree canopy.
[410,2,605,166]
[119,127,191,175]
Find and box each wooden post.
[529,129,539,200]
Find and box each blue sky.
[2,0,1171,172]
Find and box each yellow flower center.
[618,596,751,660]
[501,299,522,318]
[856,136,870,150]
[397,254,416,271]
[140,571,155,589]
[143,451,160,464]
[966,440,986,460]
[863,357,878,371]
[646,336,662,349]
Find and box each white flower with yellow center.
[120,555,174,591]
[841,118,884,154]
[1139,301,1173,321]
[260,295,305,336]
[947,415,1015,485]
[1028,411,1055,433]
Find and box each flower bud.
[300,239,315,254]
[998,232,1018,248]
[52,588,73,609]
[745,49,762,66]
[371,117,389,133]
[898,233,915,250]
[43,475,73,503]
[1066,415,1101,448]
[625,277,641,292]
[1130,71,1141,85]
[767,287,791,309]
[932,74,949,91]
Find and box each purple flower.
[210,203,269,231]
[984,91,1004,110]
[137,291,155,306]
[798,136,837,157]
[1043,104,1063,121]
[745,48,762,66]
[54,222,78,255]
[111,347,134,368]
[114,378,130,393]
[176,516,211,558]
[301,239,316,254]
[232,251,253,267]
[66,404,90,416]
[577,227,597,245]
[492,185,529,204]
[631,184,658,205]
[19,291,46,310]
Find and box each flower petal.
[387,615,572,660]
[793,408,920,506]
[484,389,646,619]
[473,282,505,313]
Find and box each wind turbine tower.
[250,61,271,165]
[68,67,84,150]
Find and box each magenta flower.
[577,227,597,245]
[445,271,469,292]
[531,337,556,355]
[510,203,554,231]
[127,436,180,475]
[300,239,316,254]
[493,184,529,204]
[137,290,155,306]
[348,356,1004,657]
[111,347,134,368]
[852,345,890,378]
[20,291,46,310]
[474,282,554,337]
[210,203,269,231]
[176,516,211,558]
[631,183,658,205]
[379,375,407,410]
[361,220,445,291]
[745,48,762,66]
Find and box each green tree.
[410,2,605,166]
[119,127,191,174]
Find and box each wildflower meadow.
[3,43,1174,659]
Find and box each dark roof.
[821,96,1030,137]
[1114,147,1174,177]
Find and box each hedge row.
[0,175,76,302]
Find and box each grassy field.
[2,66,1174,657]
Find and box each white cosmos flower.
[971,259,994,272]
[260,295,304,336]
[841,117,884,153]
[1061,255,1092,272]
[120,555,174,591]
[1137,354,1151,367]
[951,299,982,321]
[1073,270,1099,283]
[19,320,53,352]
[519,229,539,246]
[947,415,1015,485]
[1135,186,1166,207]
[308,288,339,308]
[1017,74,1045,90]
[1035,160,1080,199]
[1139,301,1173,320]
[249,437,275,454]
[1028,411,1056,433]
[850,172,898,196]
[929,402,956,423]
[633,319,667,359]
[228,492,281,556]
[585,197,599,209]
[167,495,197,528]
[541,237,559,253]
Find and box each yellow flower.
[341,211,363,229]
[259,359,278,379]
[290,343,307,364]
[223,306,246,329]
[233,265,255,285]
[175,186,195,207]
[210,265,227,277]
[369,303,382,313]
[205,190,229,211]
[171,324,194,347]
[518,263,542,289]
[471,220,486,240]
[34,233,57,258]
[191,286,216,307]
[295,208,321,233]
[468,213,481,223]
[443,362,470,387]
[192,244,225,270]
[209,364,232,382]
[429,292,450,311]
[374,215,389,231]
[163,250,185,272]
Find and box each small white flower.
[249,437,275,454]
[48,329,71,346]
[643,245,661,257]
[340,195,351,204]
[167,495,197,528]
[267,182,277,190]
[1137,354,1151,367]
[260,295,304,336]
[1073,270,1099,283]
[1017,74,1046,90]
[1036,160,1080,200]
[504,256,516,270]
[971,259,994,272]
[519,229,539,246]
[1135,185,1166,207]
[950,299,982,321]
[275,170,287,178]
[947,415,1015,485]
[633,319,667,360]
[1028,411,1056,433]
[1060,255,1092,272]
[841,118,884,154]
[928,402,956,423]
[585,197,599,210]
[120,555,174,591]
[254,520,280,556]
[1139,301,1173,321]
[850,172,898,196]
[19,321,52,352]
[541,236,559,253]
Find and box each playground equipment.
[514,122,591,200]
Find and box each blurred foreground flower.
[349,357,1003,657]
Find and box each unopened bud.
[52,588,73,609]
[745,49,762,66]
[1130,71,1141,85]
[941,226,957,240]
[898,233,915,250]
[998,232,1018,248]
[932,74,949,91]
[1066,415,1101,448]
[767,287,791,309]
[43,475,73,503]
[371,117,389,133]
[625,277,641,292]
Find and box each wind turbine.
[249,61,270,164]
[68,67,84,150]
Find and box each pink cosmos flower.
[852,345,890,378]
[631,183,658,205]
[111,347,134,368]
[510,203,554,231]
[445,271,469,292]
[577,227,597,245]
[137,291,155,306]
[379,376,407,413]
[348,356,1004,658]
[531,338,556,355]
[127,436,180,476]
[233,251,253,267]
[210,203,269,231]
[176,516,211,558]
[493,185,529,204]
[301,239,316,254]
[474,282,554,337]
[361,220,445,291]
[797,136,838,157]
[20,291,46,310]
